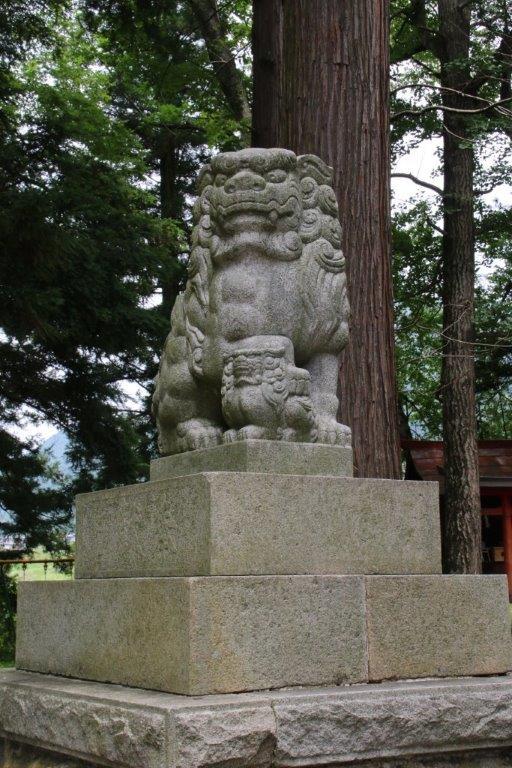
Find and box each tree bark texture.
[439,0,481,573]
[189,0,251,128]
[252,0,282,147]
[252,0,401,478]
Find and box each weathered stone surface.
[149,439,353,480]
[16,576,368,695]
[366,575,512,681]
[3,671,512,768]
[152,149,352,455]
[1,740,102,767]
[272,677,512,765]
[17,573,511,696]
[75,474,441,579]
[16,579,190,693]
[171,705,276,768]
[0,672,168,768]
[75,476,211,579]
[352,753,512,768]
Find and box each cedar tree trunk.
[252,0,401,478]
[252,0,282,146]
[439,0,481,572]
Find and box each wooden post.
[502,493,512,599]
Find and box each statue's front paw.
[176,419,223,451]
[222,429,238,444]
[315,416,351,447]
[222,425,274,443]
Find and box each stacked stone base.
[3,670,512,767]
[14,441,512,695]
[4,441,512,766]
[16,574,511,694]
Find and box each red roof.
[402,440,512,489]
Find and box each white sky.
[392,138,441,205]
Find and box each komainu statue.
[153,148,351,454]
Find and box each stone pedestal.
[3,670,512,767]
[3,441,512,765]
[15,574,510,694]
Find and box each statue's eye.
[266,169,287,183]
[215,174,227,187]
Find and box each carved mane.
[184,151,348,374]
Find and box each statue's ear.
[197,164,213,193]
[297,154,333,185]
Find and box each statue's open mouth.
[220,199,274,217]
[214,193,300,223]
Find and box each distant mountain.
[0,432,75,542]
[41,432,74,477]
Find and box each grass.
[9,546,73,582]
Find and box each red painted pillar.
[502,493,512,599]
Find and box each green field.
[9,546,73,582]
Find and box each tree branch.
[391,172,443,195]
[187,0,251,132]
[392,94,512,120]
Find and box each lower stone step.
[3,670,512,768]
[15,575,511,695]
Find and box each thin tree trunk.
[160,134,183,319]
[252,0,401,478]
[439,0,481,572]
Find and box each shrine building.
[403,440,512,598]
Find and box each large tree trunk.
[252,0,282,147]
[252,0,401,478]
[439,0,481,572]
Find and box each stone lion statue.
[153,148,351,454]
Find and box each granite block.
[16,575,367,695]
[75,474,441,578]
[3,671,512,767]
[366,574,512,681]
[149,440,353,480]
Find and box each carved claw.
[278,427,298,442]
[222,429,238,444]
[222,426,274,443]
[237,425,274,441]
[174,419,223,452]
[315,416,351,448]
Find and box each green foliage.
[0,12,171,487]
[0,430,71,549]
[0,566,16,663]
[391,0,512,440]
[393,202,444,437]
[393,194,512,439]
[0,0,251,555]
[0,3,172,553]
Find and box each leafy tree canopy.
[390,0,512,440]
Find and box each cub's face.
[209,148,302,235]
